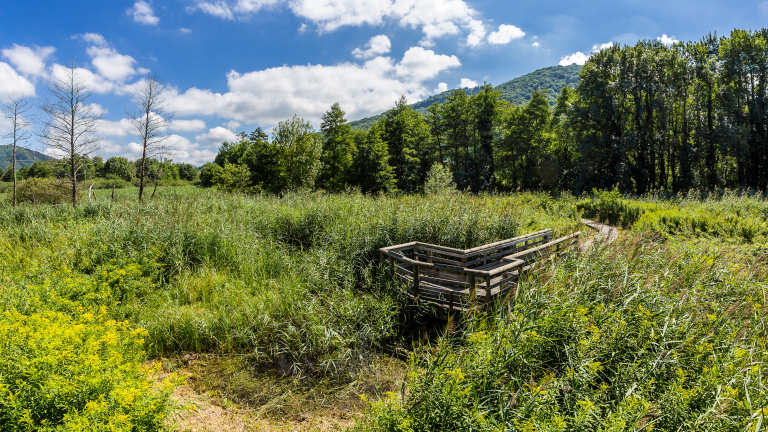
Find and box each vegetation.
[0,145,51,170]
[349,64,583,130]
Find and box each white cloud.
[181,28,193,34]
[169,119,207,132]
[459,78,477,88]
[433,82,448,94]
[592,41,614,51]
[167,48,459,126]
[466,19,486,46]
[298,23,308,33]
[225,120,241,130]
[196,126,239,145]
[193,0,484,48]
[487,24,525,45]
[84,103,108,116]
[50,63,114,94]
[86,46,141,82]
[127,1,160,25]
[1,44,55,76]
[532,42,539,47]
[394,47,460,81]
[657,34,679,45]
[352,35,392,59]
[73,33,107,47]
[420,21,460,46]
[190,0,281,19]
[0,62,36,98]
[559,52,589,66]
[96,118,134,137]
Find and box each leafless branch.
[128,72,175,200]
[38,59,102,206]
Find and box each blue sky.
[0,0,766,165]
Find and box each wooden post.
[389,256,395,278]
[448,292,454,315]
[468,274,476,301]
[412,264,420,298]
[426,251,433,263]
[485,275,492,305]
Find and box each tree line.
[2,60,178,207]
[205,28,768,196]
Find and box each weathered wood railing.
[379,230,580,316]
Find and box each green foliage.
[176,163,198,182]
[358,237,768,431]
[274,116,323,191]
[318,102,356,191]
[199,162,220,187]
[350,124,396,194]
[0,145,52,170]
[14,177,70,204]
[423,163,455,195]
[212,163,255,193]
[102,157,135,182]
[0,309,177,431]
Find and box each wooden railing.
[379,230,580,314]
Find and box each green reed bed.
[358,234,768,431]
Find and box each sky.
[0,0,766,166]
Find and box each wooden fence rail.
[379,229,580,317]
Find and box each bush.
[92,176,132,189]
[0,309,177,431]
[14,178,71,204]
[423,163,456,196]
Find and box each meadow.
[1,186,767,430]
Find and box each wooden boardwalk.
[379,229,580,317]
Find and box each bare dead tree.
[39,60,101,207]
[128,73,174,201]
[1,93,34,207]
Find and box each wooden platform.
[379,229,580,317]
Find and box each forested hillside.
[349,64,582,130]
[0,145,51,170]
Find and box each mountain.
[349,64,583,130]
[0,145,52,171]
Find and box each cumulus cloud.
[127,1,159,25]
[657,34,679,45]
[190,0,281,20]
[181,28,193,34]
[169,119,207,132]
[532,42,539,47]
[352,35,391,59]
[298,23,308,33]
[0,63,36,98]
[1,44,55,76]
[96,118,134,137]
[592,42,614,51]
[394,47,460,81]
[225,120,241,130]
[192,0,494,48]
[465,19,486,46]
[433,82,448,94]
[73,33,107,47]
[196,126,239,145]
[559,52,589,66]
[167,47,460,126]
[86,46,143,82]
[459,78,477,88]
[50,63,115,94]
[487,24,525,45]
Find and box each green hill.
[349,64,583,130]
[0,145,52,171]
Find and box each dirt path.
[580,219,619,251]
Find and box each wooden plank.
[414,245,466,259]
[462,229,552,256]
[412,252,465,267]
[413,264,420,297]
[465,238,550,267]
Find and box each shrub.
[0,309,177,431]
[423,163,456,196]
[14,178,71,204]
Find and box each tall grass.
[358,235,768,431]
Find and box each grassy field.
[1,186,767,430]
